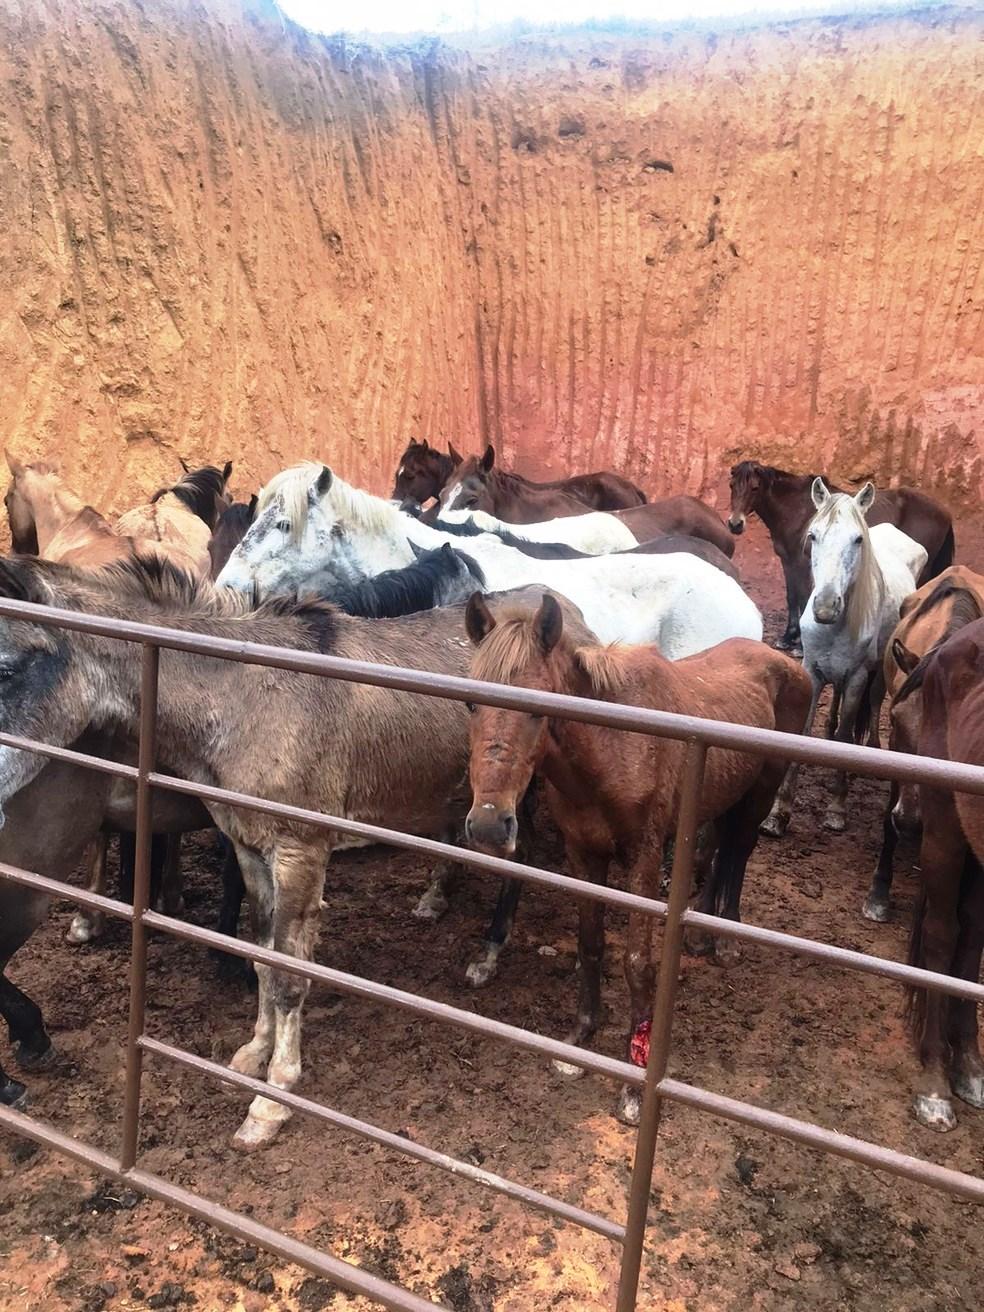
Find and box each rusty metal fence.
[0,594,983,1312]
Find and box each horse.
[863,569,984,923]
[463,591,812,1125]
[0,554,557,1148]
[436,443,648,518]
[320,542,486,617]
[209,496,257,580]
[727,460,954,652]
[116,461,234,577]
[890,620,984,1131]
[761,480,927,837]
[4,453,143,566]
[216,463,762,653]
[391,439,461,506]
[423,512,740,580]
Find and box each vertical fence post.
[616,738,706,1312]
[120,642,160,1171]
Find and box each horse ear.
[892,638,919,675]
[5,449,24,479]
[408,540,425,559]
[247,494,258,518]
[855,481,876,516]
[481,444,495,472]
[811,477,829,510]
[314,466,333,497]
[178,456,191,474]
[465,592,496,646]
[448,441,463,466]
[535,593,563,653]
[421,438,429,450]
[440,542,456,560]
[221,460,233,484]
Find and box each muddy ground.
[1,519,983,1312]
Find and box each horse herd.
[0,441,980,1153]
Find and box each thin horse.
[464,592,811,1125]
[728,460,953,651]
[762,480,926,836]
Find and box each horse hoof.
[0,1078,28,1109]
[412,889,449,923]
[232,1115,284,1151]
[913,1092,957,1132]
[65,917,97,945]
[15,1041,56,1073]
[953,1072,984,1109]
[615,1087,641,1127]
[862,895,891,924]
[714,938,742,967]
[823,812,847,834]
[683,930,714,958]
[759,810,789,838]
[465,957,497,989]
[552,1057,587,1079]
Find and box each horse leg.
[464,780,537,987]
[0,1050,27,1109]
[412,823,461,922]
[553,848,610,1078]
[865,667,886,751]
[911,797,964,1131]
[949,856,984,1112]
[66,833,109,945]
[159,835,184,917]
[1,885,55,1106]
[824,668,869,833]
[761,673,824,837]
[211,837,254,986]
[227,846,277,1084]
[864,782,900,923]
[0,974,53,1071]
[777,558,805,654]
[616,832,664,1126]
[233,839,330,1151]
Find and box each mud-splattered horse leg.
[617,831,665,1126]
[233,838,330,1150]
[824,666,870,833]
[1,885,55,1106]
[66,833,109,944]
[552,848,610,1077]
[948,855,984,1113]
[463,780,539,988]
[761,672,824,837]
[864,781,900,922]
[210,836,254,985]
[227,845,277,1092]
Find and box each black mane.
[152,464,230,525]
[324,544,485,619]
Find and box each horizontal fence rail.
[0,593,981,1312]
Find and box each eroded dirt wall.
[0,0,981,511]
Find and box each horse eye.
[276,519,290,534]
[0,666,16,682]
[807,530,816,542]
[465,701,476,713]
[854,535,863,545]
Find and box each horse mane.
[909,578,983,633]
[152,465,228,524]
[572,644,630,696]
[892,650,933,709]
[428,514,586,560]
[471,603,602,686]
[808,492,880,640]
[327,545,485,619]
[259,463,401,544]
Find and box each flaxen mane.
[471,603,613,689]
[259,464,400,543]
[808,492,880,640]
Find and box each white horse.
[763,479,927,836]
[436,506,637,555]
[217,463,763,655]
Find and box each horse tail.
[904,882,929,1044]
[926,524,956,580]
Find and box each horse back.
[869,487,953,579]
[919,622,984,859]
[616,497,735,557]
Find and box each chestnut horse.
[437,443,647,519]
[728,461,953,651]
[464,592,811,1125]
[117,461,233,577]
[4,454,143,567]
[863,568,984,923]
[892,619,984,1131]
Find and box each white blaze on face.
[397,465,405,478]
[442,481,464,511]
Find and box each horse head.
[439,445,497,514]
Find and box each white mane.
[809,491,880,640]
[257,462,402,543]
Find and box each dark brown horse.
[728,461,954,651]
[894,619,984,1132]
[864,569,984,923]
[438,444,647,520]
[209,496,258,580]
[464,592,811,1125]
[391,439,461,506]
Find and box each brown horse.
[892,619,984,1131]
[209,496,258,580]
[728,461,954,651]
[391,439,461,506]
[463,592,811,1125]
[863,569,984,923]
[4,455,142,567]
[438,443,647,520]
[117,461,233,577]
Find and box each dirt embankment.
[1,1,982,515]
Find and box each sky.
[277,0,914,38]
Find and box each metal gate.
[0,593,982,1312]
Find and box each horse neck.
[28,479,87,555]
[756,472,817,541]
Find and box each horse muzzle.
[727,514,745,535]
[465,803,518,855]
[812,593,843,624]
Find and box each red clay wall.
[1,0,981,511]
